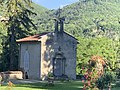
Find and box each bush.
[96,71,116,89]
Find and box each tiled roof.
[16,32,49,42]
[17,31,78,43]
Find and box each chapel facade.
[17,18,78,80]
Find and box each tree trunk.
[9,26,17,70]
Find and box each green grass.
[0,80,120,90]
[0,81,83,90]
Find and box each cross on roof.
[58,8,61,19]
[58,46,61,51]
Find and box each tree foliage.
[76,37,119,75]
[0,0,36,70]
[82,55,106,90]
[31,0,120,39]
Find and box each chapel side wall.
[28,42,41,79]
[19,42,41,79]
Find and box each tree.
[0,0,36,70]
[82,55,106,90]
[76,37,118,75]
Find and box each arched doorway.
[53,47,66,77]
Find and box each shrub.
[96,71,116,90]
[82,55,106,90]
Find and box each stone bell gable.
[17,17,78,80]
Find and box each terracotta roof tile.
[17,32,49,42]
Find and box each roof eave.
[16,40,40,43]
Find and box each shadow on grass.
[16,80,83,90]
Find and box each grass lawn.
[0,81,83,90]
[0,80,120,90]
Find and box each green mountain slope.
[32,3,47,13]
[34,0,120,39]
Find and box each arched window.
[24,50,29,72]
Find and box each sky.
[32,0,79,9]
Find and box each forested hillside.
[33,0,120,39]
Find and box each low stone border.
[0,71,23,81]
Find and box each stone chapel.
[17,18,78,80]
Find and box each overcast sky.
[32,0,79,9]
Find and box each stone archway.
[53,47,66,77]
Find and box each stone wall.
[0,71,23,80]
[41,32,77,79]
[62,33,77,79]
[40,34,54,80]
